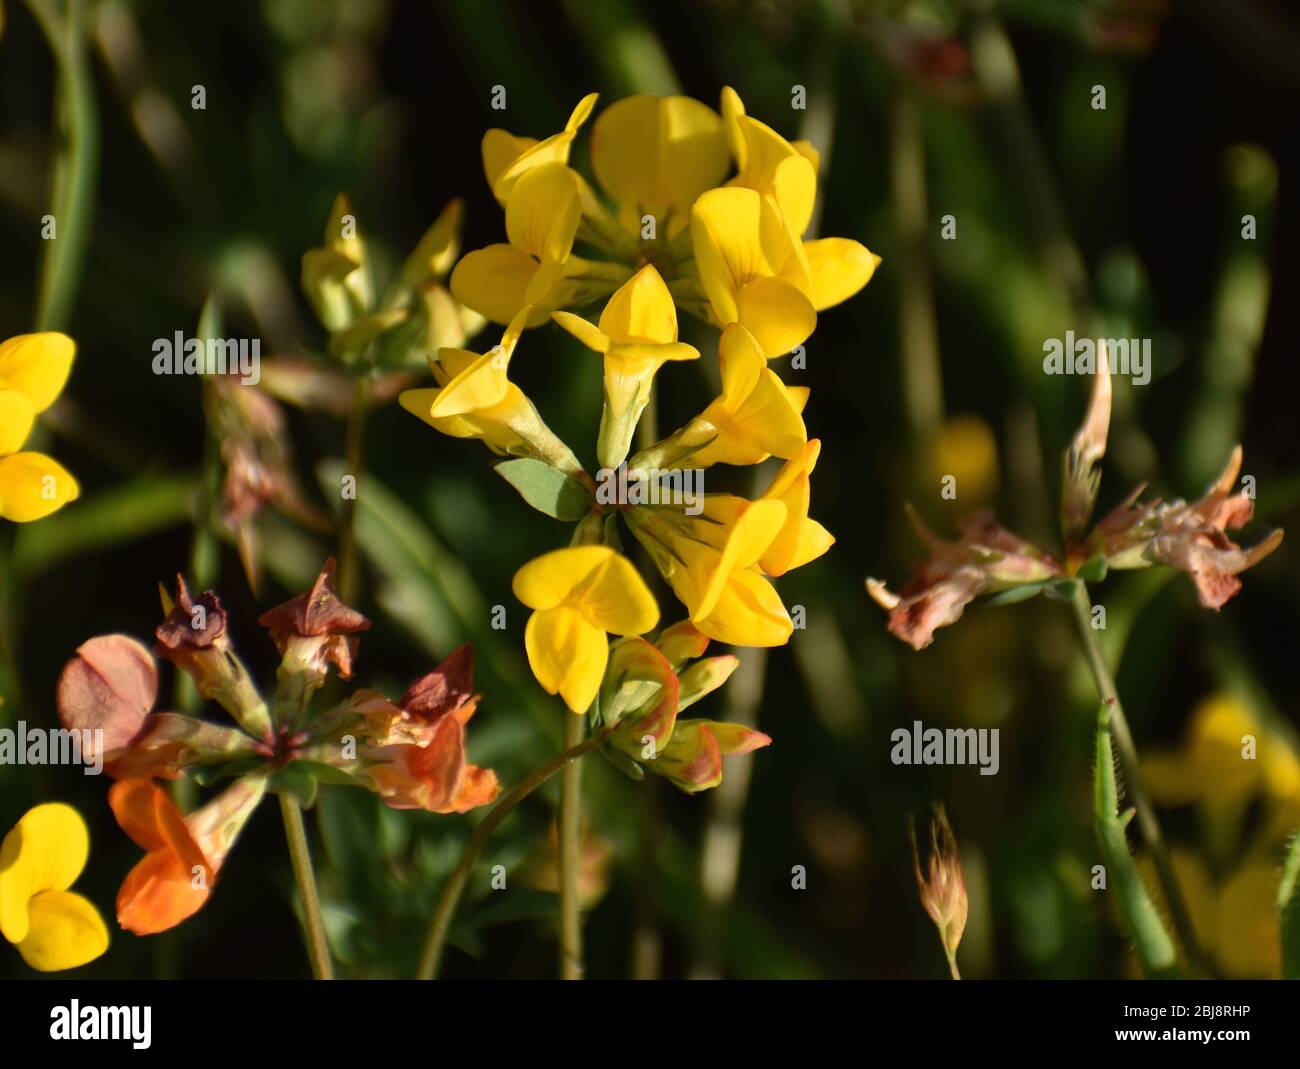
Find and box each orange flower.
[363,646,500,813]
[109,776,265,935]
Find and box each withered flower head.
[911,803,968,978]
[398,644,476,721]
[258,558,371,681]
[1081,446,1283,609]
[156,574,228,653]
[866,507,1060,650]
[259,557,370,639]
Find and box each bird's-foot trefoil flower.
[55,562,499,934]
[400,306,586,476]
[553,264,699,468]
[512,545,659,713]
[0,804,109,971]
[0,332,79,522]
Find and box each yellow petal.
[719,86,748,169]
[691,187,764,326]
[505,162,582,264]
[804,238,881,310]
[735,277,816,358]
[17,890,108,971]
[427,351,509,418]
[0,387,36,455]
[695,568,793,647]
[488,94,597,204]
[574,551,660,636]
[483,129,538,192]
[0,332,75,412]
[513,545,617,610]
[0,803,89,945]
[590,95,729,235]
[0,451,79,522]
[694,499,786,620]
[597,265,678,345]
[525,606,609,713]
[552,311,611,353]
[450,244,540,326]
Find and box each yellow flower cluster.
[401,89,877,721]
[0,333,79,522]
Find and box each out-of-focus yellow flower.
[513,545,659,713]
[588,93,731,238]
[0,804,108,971]
[482,93,598,204]
[645,322,806,469]
[627,495,792,647]
[0,332,79,522]
[1144,691,1300,852]
[929,414,999,506]
[301,193,371,333]
[399,306,583,474]
[1140,847,1282,978]
[759,438,835,576]
[553,264,699,468]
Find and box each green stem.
[337,374,372,605]
[558,710,587,979]
[27,0,100,332]
[1070,583,1206,975]
[416,737,598,979]
[0,527,21,731]
[946,949,962,981]
[278,793,334,980]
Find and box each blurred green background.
[1,0,1297,979]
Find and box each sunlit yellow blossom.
[0,332,79,522]
[759,438,835,576]
[482,93,598,204]
[628,496,792,647]
[513,546,659,712]
[553,264,698,467]
[646,322,806,469]
[690,187,817,357]
[0,804,108,971]
[589,94,730,238]
[453,162,628,326]
[399,307,583,473]
[694,87,881,352]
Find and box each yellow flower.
[301,193,371,333]
[553,264,699,467]
[758,438,835,576]
[690,87,881,356]
[643,321,806,469]
[0,803,109,971]
[627,495,793,647]
[588,94,731,238]
[512,545,659,713]
[689,187,817,358]
[0,332,79,522]
[399,306,583,474]
[482,93,598,204]
[453,161,628,326]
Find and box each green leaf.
[1044,578,1081,602]
[494,458,592,521]
[286,759,365,788]
[191,757,264,787]
[1075,554,1109,583]
[984,582,1049,606]
[270,767,320,809]
[1094,704,1179,977]
[1279,832,1300,979]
